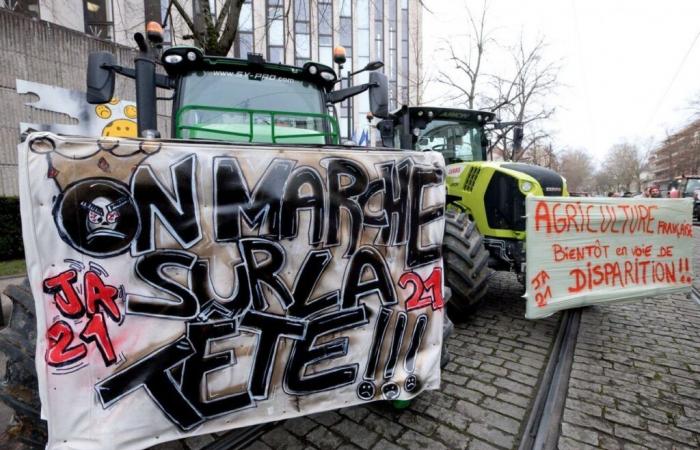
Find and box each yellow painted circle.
[102,119,137,137]
[124,104,137,119]
[95,104,112,119]
[109,97,120,105]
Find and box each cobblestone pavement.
[243,274,560,450]
[557,232,700,450]
[557,293,700,450]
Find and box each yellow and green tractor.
[381,107,569,314]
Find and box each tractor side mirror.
[86,52,116,104]
[377,119,395,147]
[369,72,389,119]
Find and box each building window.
[339,0,353,130]
[374,0,384,65]
[401,0,409,104]
[356,0,371,121]
[1,0,40,17]
[144,0,172,45]
[294,0,310,66]
[266,0,284,63]
[317,0,333,67]
[388,0,398,109]
[84,0,114,41]
[235,0,254,58]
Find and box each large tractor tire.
[0,278,46,448]
[443,210,491,320]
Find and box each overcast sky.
[422,0,700,162]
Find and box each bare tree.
[436,1,493,109]
[487,37,559,161]
[523,143,559,170]
[171,0,246,56]
[557,148,594,192]
[600,142,648,192]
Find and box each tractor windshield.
[682,178,700,197]
[176,70,339,144]
[416,120,484,163]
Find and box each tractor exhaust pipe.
[133,22,164,138]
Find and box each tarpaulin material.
[525,196,693,319]
[19,133,447,449]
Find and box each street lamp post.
[332,46,384,142]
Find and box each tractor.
[378,106,569,314]
[1,23,451,447]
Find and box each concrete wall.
[0,8,170,197]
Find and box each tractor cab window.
[176,70,338,144]
[682,178,700,197]
[416,120,484,163]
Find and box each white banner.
[19,133,447,449]
[525,196,693,319]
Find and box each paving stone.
[305,426,345,448]
[242,441,273,450]
[182,433,215,450]
[332,418,380,448]
[338,406,370,423]
[283,416,318,437]
[496,391,531,408]
[466,379,497,397]
[467,439,500,450]
[442,383,485,404]
[493,377,533,396]
[308,411,342,427]
[361,411,405,440]
[371,439,405,450]
[466,423,514,449]
[560,422,599,446]
[604,408,646,430]
[481,397,526,420]
[558,436,598,450]
[433,424,469,450]
[396,429,448,450]
[259,427,305,450]
[455,401,519,434]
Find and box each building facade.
[649,119,700,187]
[2,0,423,139]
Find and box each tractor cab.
[86,26,388,143]
[163,47,340,145]
[383,107,494,162]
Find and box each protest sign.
[525,196,693,319]
[19,133,446,449]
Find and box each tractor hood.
[500,163,565,196]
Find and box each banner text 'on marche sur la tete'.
[20,133,447,450]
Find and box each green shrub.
[0,197,24,261]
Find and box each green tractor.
[2,26,450,446]
[380,106,569,314]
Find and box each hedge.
[0,197,24,261]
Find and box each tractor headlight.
[164,54,183,64]
[320,70,336,82]
[520,181,533,193]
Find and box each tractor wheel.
[0,278,46,448]
[443,210,491,320]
